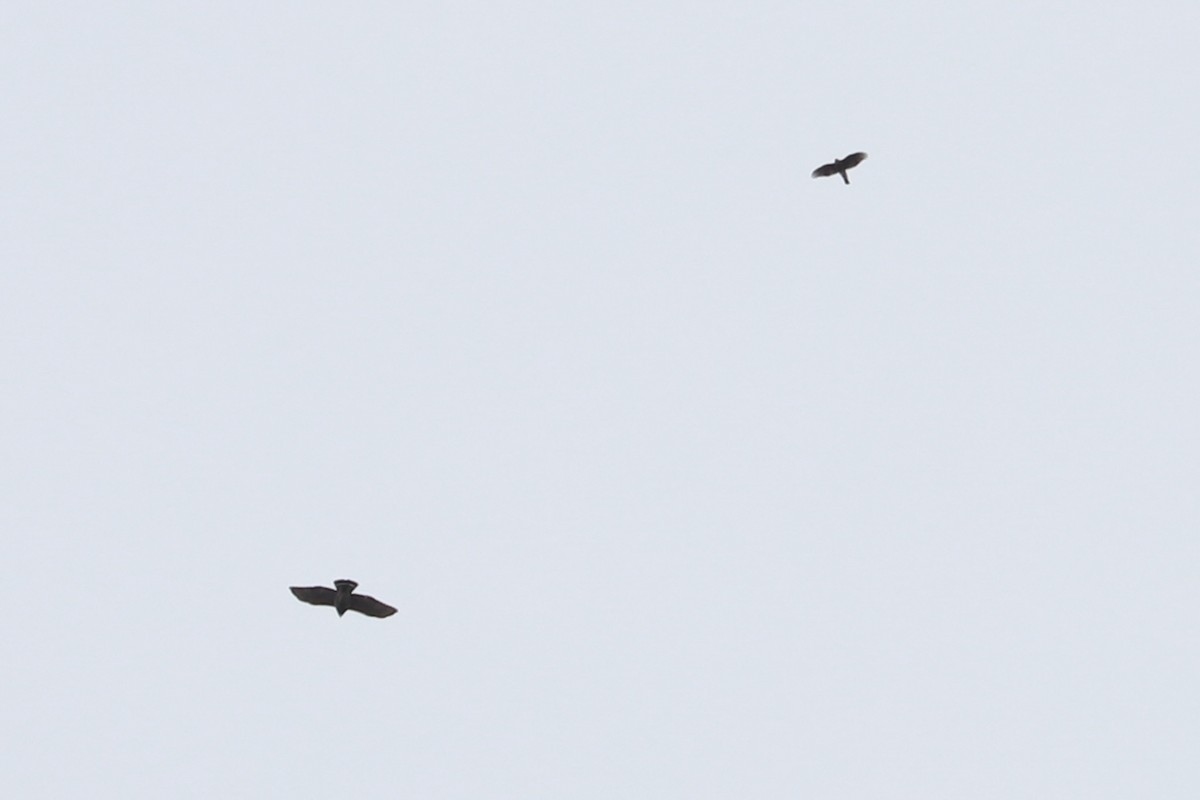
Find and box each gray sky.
[4,2,1199,797]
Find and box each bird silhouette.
[290,579,397,618]
[811,152,868,184]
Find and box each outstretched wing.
[291,585,337,606]
[349,593,398,618]
[811,161,841,179]
[838,152,867,169]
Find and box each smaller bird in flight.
[812,152,868,184]
[290,579,397,618]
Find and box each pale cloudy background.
[3,2,1198,797]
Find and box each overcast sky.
[4,2,1199,797]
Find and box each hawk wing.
[290,586,337,606]
[349,593,398,618]
[811,161,842,178]
[838,152,867,169]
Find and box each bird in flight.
[811,152,868,184]
[290,579,397,618]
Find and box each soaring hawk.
[812,152,868,184]
[290,579,397,618]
